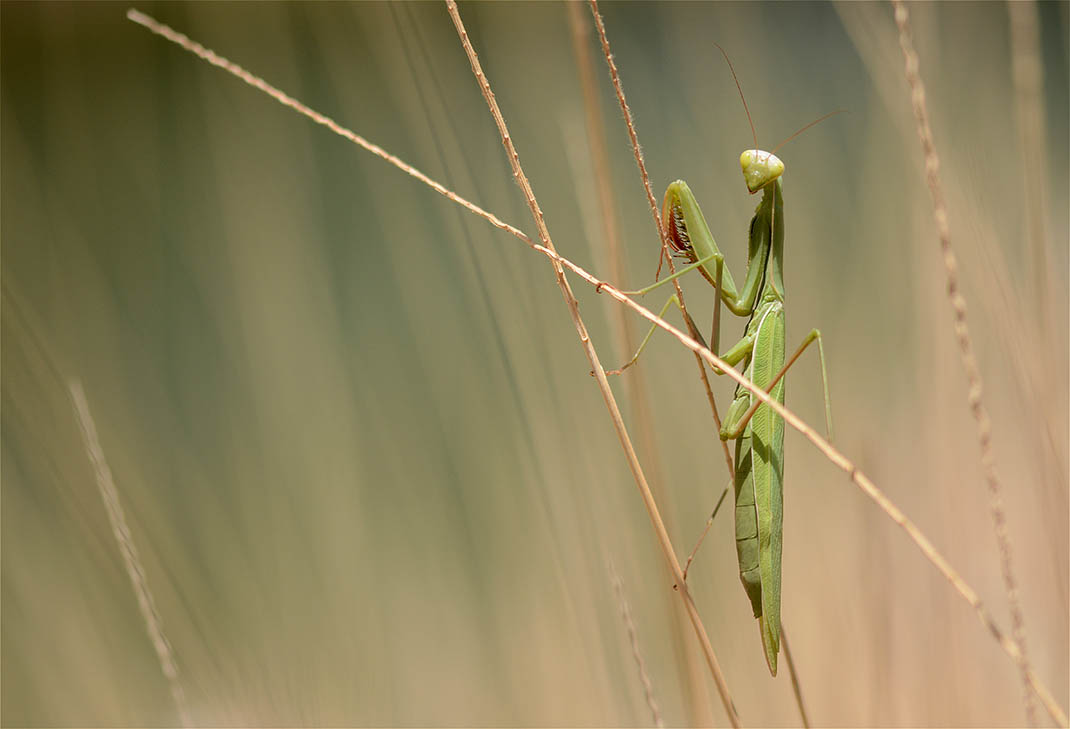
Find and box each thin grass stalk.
[442,3,741,724]
[125,10,1068,723]
[610,562,664,728]
[565,5,713,724]
[891,3,1037,724]
[68,380,191,728]
[779,625,810,728]
[124,10,525,245]
[836,0,1069,649]
[585,0,736,487]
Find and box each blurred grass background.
[2,1,1067,726]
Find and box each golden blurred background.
[2,2,1067,726]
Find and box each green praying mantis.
[608,52,837,677]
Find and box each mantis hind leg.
[720,328,833,441]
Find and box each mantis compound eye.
[740,149,784,194]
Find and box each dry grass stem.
[443,2,741,724]
[565,2,632,366]
[126,8,1067,723]
[125,9,529,247]
[586,0,736,486]
[892,2,1038,724]
[780,626,811,728]
[610,563,664,728]
[68,380,191,728]
[565,6,712,723]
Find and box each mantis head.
[740,149,784,194]
[716,43,839,195]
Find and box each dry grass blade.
[124,9,530,248]
[585,0,736,486]
[68,380,191,728]
[610,563,664,728]
[125,8,1067,724]
[891,2,1039,725]
[442,2,741,724]
[779,626,810,728]
[564,5,712,724]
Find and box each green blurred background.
[3,2,1067,726]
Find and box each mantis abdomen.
[726,296,786,675]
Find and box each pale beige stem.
[565,6,713,724]
[443,3,741,724]
[124,9,527,247]
[610,562,664,728]
[585,0,736,486]
[779,625,810,728]
[891,3,1038,725]
[68,380,191,727]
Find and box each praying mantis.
[609,53,836,677]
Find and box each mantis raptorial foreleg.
[606,177,769,376]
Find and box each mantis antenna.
[714,42,759,151]
[771,109,849,156]
[713,40,846,158]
